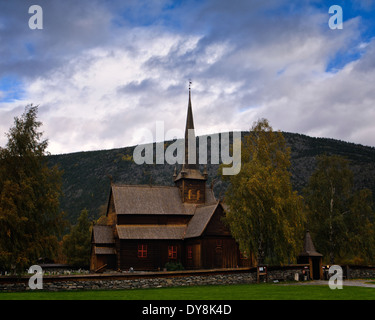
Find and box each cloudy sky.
[1,0,375,154]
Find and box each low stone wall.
[267,265,308,282]
[345,265,375,279]
[1,273,256,292]
[0,265,310,292]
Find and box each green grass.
[0,283,374,300]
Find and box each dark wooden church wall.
[199,238,237,268]
[119,240,183,271]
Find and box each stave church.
[90,88,252,272]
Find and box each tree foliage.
[62,209,92,268]
[0,105,64,272]
[304,154,375,264]
[222,119,305,265]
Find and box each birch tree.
[305,154,375,264]
[222,119,305,265]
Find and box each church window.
[197,190,200,200]
[187,246,193,259]
[138,244,147,258]
[188,189,192,199]
[168,246,177,259]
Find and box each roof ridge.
[195,200,220,208]
[112,184,178,189]
[117,224,186,227]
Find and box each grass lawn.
[0,283,374,300]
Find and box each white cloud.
[253,37,375,147]
[0,27,204,154]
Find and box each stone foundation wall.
[1,273,255,292]
[345,265,375,279]
[0,265,310,292]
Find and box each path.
[281,279,375,288]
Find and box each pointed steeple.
[299,230,323,257]
[184,82,197,169]
[185,85,194,132]
[297,230,323,280]
[174,83,207,204]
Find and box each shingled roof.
[112,185,185,215]
[116,225,187,240]
[174,167,207,181]
[92,225,115,244]
[114,202,222,240]
[185,203,219,238]
[298,230,323,257]
[111,184,216,215]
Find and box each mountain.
[47,132,375,225]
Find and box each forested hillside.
[47,132,375,224]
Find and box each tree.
[62,209,92,268]
[222,119,305,265]
[346,188,375,264]
[305,154,375,264]
[0,105,64,272]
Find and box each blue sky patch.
[0,75,25,103]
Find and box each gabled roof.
[174,167,206,181]
[92,225,115,244]
[185,202,220,238]
[115,202,221,240]
[112,185,187,215]
[112,199,222,240]
[110,184,217,215]
[116,225,186,240]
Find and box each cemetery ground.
[0,281,374,300]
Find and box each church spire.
[185,81,197,169]
[174,83,207,205]
[185,81,194,131]
[174,81,207,188]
